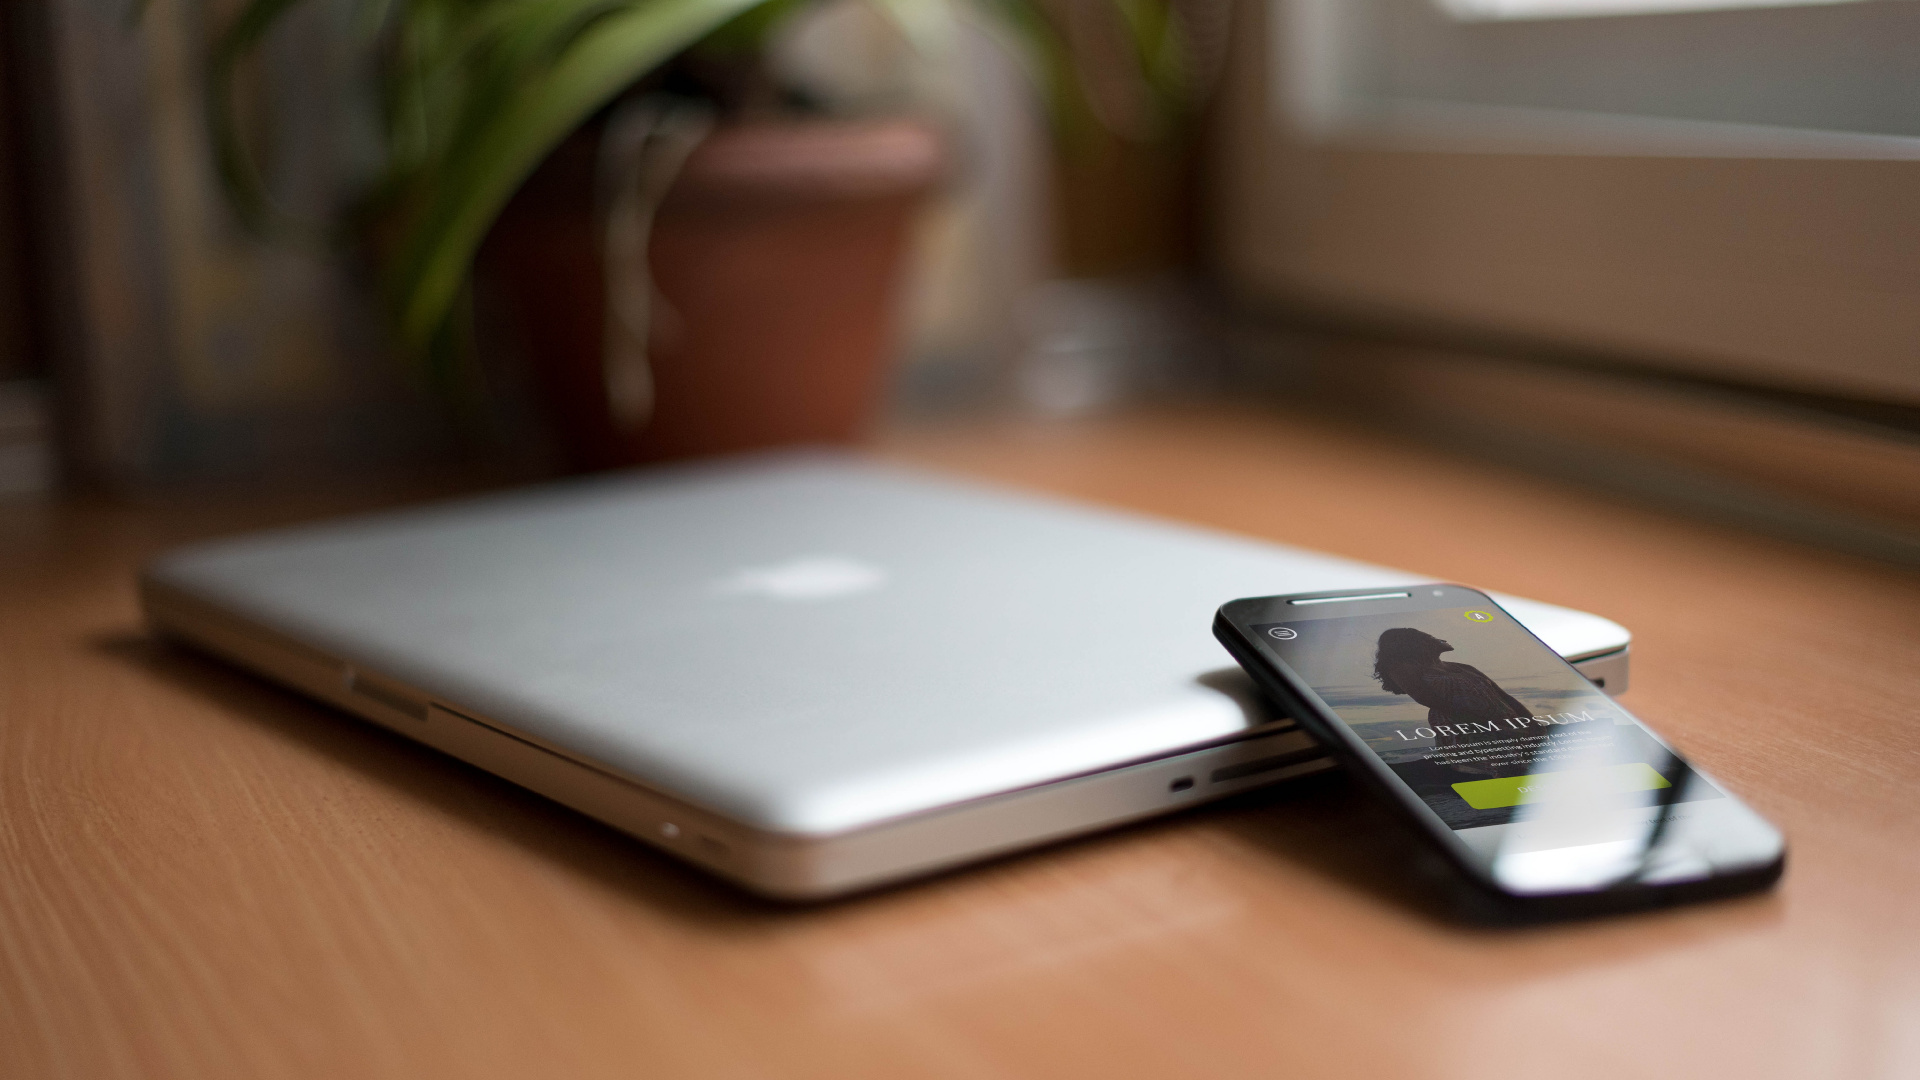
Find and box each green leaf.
[205,0,321,234]
[864,0,958,68]
[387,0,768,351]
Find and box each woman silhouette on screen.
[1373,628,1532,728]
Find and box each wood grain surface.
[3,406,1917,1080]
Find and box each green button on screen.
[1452,763,1672,810]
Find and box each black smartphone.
[1214,585,1784,920]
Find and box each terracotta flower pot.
[481,118,944,471]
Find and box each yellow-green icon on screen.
[1452,763,1671,810]
[1461,610,1495,622]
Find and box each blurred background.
[0,0,1915,561]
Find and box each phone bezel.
[1213,584,1785,921]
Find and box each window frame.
[1211,0,1920,404]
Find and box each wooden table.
[4,406,1917,1080]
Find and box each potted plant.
[211,0,952,470]
[207,0,1211,468]
[1013,0,1224,277]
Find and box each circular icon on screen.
[1461,610,1495,622]
[1267,626,1298,640]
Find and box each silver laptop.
[141,453,1631,898]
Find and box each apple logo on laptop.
[715,556,888,601]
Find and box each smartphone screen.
[1220,587,1783,901]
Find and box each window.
[1217,0,1920,403]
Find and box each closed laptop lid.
[144,454,1628,836]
